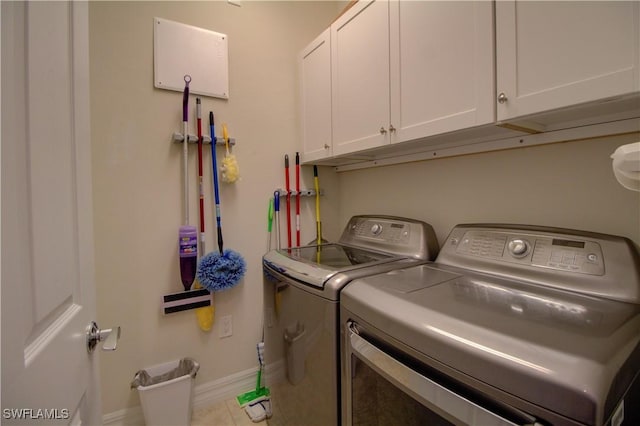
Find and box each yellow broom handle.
[314,166,321,245]
[222,124,229,152]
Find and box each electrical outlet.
[219,315,233,338]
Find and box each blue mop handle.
[274,191,281,250]
[210,112,223,253]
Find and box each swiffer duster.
[196,114,246,292]
[220,124,239,183]
[197,250,246,292]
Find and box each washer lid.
[342,264,640,425]
[263,244,398,288]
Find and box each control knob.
[508,239,529,258]
[370,223,383,235]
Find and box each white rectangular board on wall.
[154,17,229,99]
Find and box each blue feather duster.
[196,249,246,292]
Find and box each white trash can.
[131,358,199,426]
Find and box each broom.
[192,99,214,332]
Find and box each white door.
[496,0,640,121]
[2,2,102,425]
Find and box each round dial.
[370,223,383,235]
[508,239,529,258]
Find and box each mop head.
[220,154,240,183]
[196,250,246,292]
[244,397,272,422]
[237,387,270,408]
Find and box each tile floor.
[192,399,266,426]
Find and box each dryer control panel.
[437,224,640,303]
[454,230,604,276]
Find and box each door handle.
[86,321,121,353]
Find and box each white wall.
[89,1,342,414]
[337,133,640,247]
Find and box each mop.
[178,76,198,291]
[237,198,274,421]
[237,338,271,422]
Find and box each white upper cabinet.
[331,0,390,156]
[301,0,639,168]
[330,0,495,157]
[390,1,495,144]
[300,28,333,163]
[496,1,640,123]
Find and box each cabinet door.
[390,1,494,143]
[300,28,332,162]
[496,1,640,121]
[332,0,390,156]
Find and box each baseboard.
[102,406,145,426]
[102,365,268,425]
[192,366,258,410]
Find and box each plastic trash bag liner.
[130,358,199,388]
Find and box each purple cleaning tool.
[179,75,197,290]
[179,225,197,291]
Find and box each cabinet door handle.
[323,144,330,150]
[389,125,396,133]
[379,127,387,134]
[497,92,508,104]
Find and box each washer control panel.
[338,215,439,261]
[454,230,604,276]
[350,218,410,244]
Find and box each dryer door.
[343,320,543,426]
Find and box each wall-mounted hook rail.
[172,132,236,146]
[274,189,323,197]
